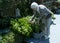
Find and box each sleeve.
[45,7,54,15]
[45,7,55,19]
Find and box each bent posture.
[30,2,54,39]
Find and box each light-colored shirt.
[37,5,51,16]
[30,5,53,22]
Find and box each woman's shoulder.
[39,4,46,9]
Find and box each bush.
[31,20,45,33]
[1,31,23,43]
[10,16,33,37]
[0,0,32,17]
[1,32,15,43]
[10,16,45,37]
[17,0,33,17]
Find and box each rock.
[15,8,21,18]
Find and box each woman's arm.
[45,7,56,19]
[29,11,36,22]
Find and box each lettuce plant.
[10,16,32,37]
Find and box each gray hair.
[31,2,38,10]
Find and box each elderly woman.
[30,2,55,39]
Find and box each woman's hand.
[29,20,35,24]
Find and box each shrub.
[0,0,32,17]
[31,19,45,33]
[1,31,23,43]
[10,16,32,37]
[1,32,15,43]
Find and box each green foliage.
[17,0,32,17]
[57,0,60,3]
[0,0,32,17]
[1,31,23,43]
[1,32,15,43]
[31,20,45,33]
[10,16,32,37]
[10,16,45,37]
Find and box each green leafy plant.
[31,19,45,33]
[1,31,23,43]
[10,16,32,37]
[1,32,15,43]
[10,16,45,38]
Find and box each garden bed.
[0,16,45,43]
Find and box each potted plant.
[31,19,45,39]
